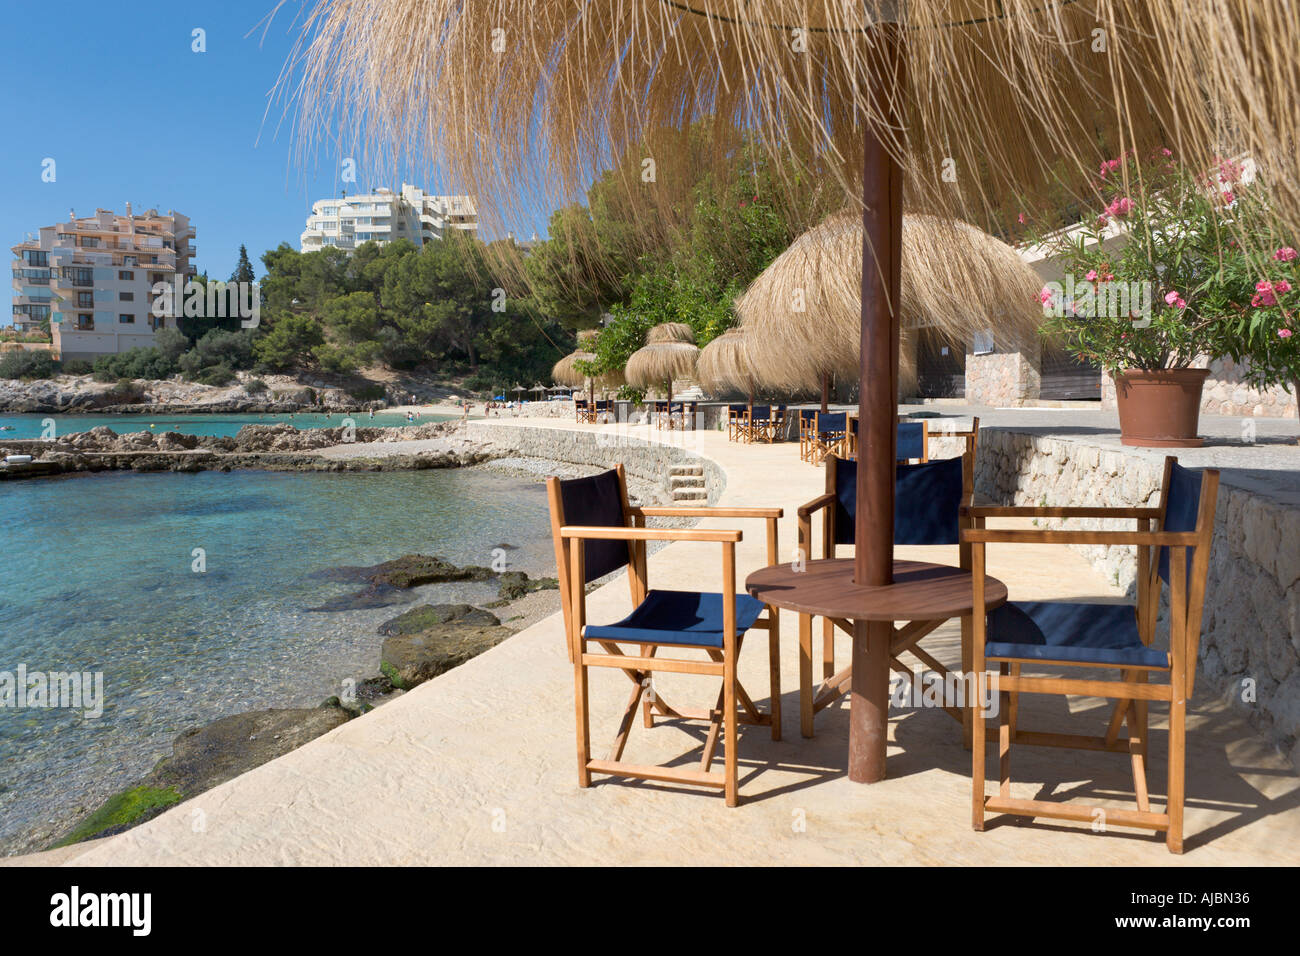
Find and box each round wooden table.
[746,558,1008,783]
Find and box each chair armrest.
[796,493,836,519]
[561,525,742,543]
[632,506,783,519]
[962,528,1198,546]
[961,505,1163,519]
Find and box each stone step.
[672,489,708,501]
[669,464,703,477]
[669,475,705,488]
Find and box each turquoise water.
[0,411,452,441]
[0,467,553,854]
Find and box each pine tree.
[230,244,256,284]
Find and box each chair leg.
[768,613,782,742]
[972,668,987,831]
[724,649,739,807]
[1167,689,1186,853]
[799,613,814,738]
[999,662,1012,799]
[822,617,835,680]
[1008,662,1020,741]
[574,641,592,788]
[960,612,974,750]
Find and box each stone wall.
[1100,360,1298,419]
[467,420,725,505]
[965,350,1042,406]
[975,428,1300,771]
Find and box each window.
[119,270,134,280]
[322,206,337,216]
[119,314,135,324]
[79,236,100,248]
[77,292,94,308]
[119,291,134,302]
[972,330,995,356]
[25,250,48,267]
[149,256,158,264]
[76,314,94,331]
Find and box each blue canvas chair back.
[750,404,771,420]
[1159,461,1204,585]
[556,468,631,584]
[728,403,747,415]
[897,421,926,460]
[817,412,847,435]
[798,408,817,424]
[830,454,965,546]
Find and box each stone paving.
[8,413,1299,866]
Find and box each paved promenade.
[11,415,1300,865]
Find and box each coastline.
[1,426,689,858]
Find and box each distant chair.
[966,456,1220,853]
[846,417,928,463]
[546,465,784,806]
[593,399,613,423]
[797,409,819,461]
[575,399,594,424]
[795,419,979,738]
[726,404,749,442]
[651,399,669,429]
[808,411,849,464]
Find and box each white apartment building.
[300,184,478,253]
[10,205,196,361]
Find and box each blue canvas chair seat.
[548,465,784,806]
[585,590,766,648]
[985,601,1168,669]
[967,457,1221,853]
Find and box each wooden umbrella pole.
[856,21,904,590]
[849,21,904,786]
[821,372,830,414]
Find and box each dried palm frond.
[625,341,700,388]
[735,211,1039,392]
[552,350,596,387]
[285,0,1299,265]
[646,322,696,345]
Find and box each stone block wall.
[965,351,1042,406]
[975,428,1300,771]
[467,420,725,506]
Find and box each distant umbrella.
[625,323,700,406]
[697,327,757,403]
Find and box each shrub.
[92,347,176,382]
[195,363,236,386]
[347,382,386,401]
[244,377,268,394]
[61,359,93,375]
[0,350,59,380]
[154,327,191,362]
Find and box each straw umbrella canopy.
[696,327,758,402]
[625,323,699,403]
[291,0,1297,784]
[736,211,1041,406]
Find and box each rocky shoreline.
[1,421,494,478]
[41,555,558,852]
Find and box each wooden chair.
[965,456,1219,853]
[726,404,749,442]
[797,409,819,461]
[794,419,980,738]
[547,465,784,806]
[808,411,849,465]
[575,399,594,424]
[847,417,929,462]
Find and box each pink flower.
[1274,247,1298,262]
[1160,148,1173,157]
[1221,190,1236,204]
[1276,279,1293,294]
[1085,269,1098,281]
[1253,280,1278,307]
[1038,286,1055,305]
[1164,290,1186,309]
[1279,328,1294,340]
[1017,212,1026,225]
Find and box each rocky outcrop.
[0,373,363,414]
[377,603,502,635]
[381,625,514,689]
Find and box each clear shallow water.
[0,467,552,854]
[0,411,451,441]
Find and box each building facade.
[300,185,478,253]
[10,205,195,361]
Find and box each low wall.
[975,429,1300,770]
[468,420,726,505]
[1100,361,1299,419]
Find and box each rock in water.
[380,625,514,689]
[377,603,500,636]
[306,583,416,612]
[495,571,560,601]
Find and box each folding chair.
[808,412,849,465]
[794,419,980,737]
[797,409,819,461]
[966,456,1219,853]
[726,404,749,442]
[651,399,669,429]
[847,417,929,462]
[575,399,594,424]
[547,465,784,806]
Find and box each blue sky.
[0,1,553,283]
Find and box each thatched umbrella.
[552,329,602,398]
[625,323,699,409]
[290,0,1296,786]
[696,327,758,402]
[736,211,1041,407]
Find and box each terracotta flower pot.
[1113,368,1211,447]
